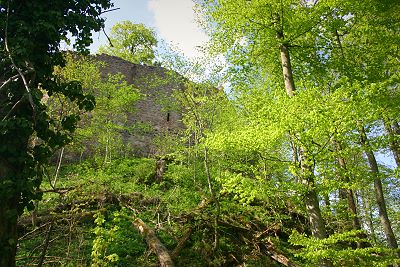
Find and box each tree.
[200,0,331,258]
[0,0,113,265]
[99,21,157,65]
[199,0,400,265]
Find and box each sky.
[88,0,209,59]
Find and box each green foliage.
[103,158,156,184]
[197,0,400,263]
[5,1,400,265]
[53,53,141,162]
[163,163,205,212]
[91,210,146,266]
[98,21,157,64]
[289,230,400,266]
[16,154,309,266]
[55,158,156,196]
[218,172,257,205]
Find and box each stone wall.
[95,54,185,156]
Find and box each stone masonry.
[95,54,185,156]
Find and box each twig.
[52,147,65,189]
[37,222,54,267]
[18,222,53,241]
[102,27,114,47]
[1,95,24,121]
[99,7,120,15]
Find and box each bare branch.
[4,1,36,117]
[0,70,33,91]
[1,95,24,121]
[102,27,114,47]
[99,7,120,15]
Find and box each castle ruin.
[95,54,185,156]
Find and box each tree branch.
[4,1,36,118]
[102,27,114,47]
[99,7,120,15]
[0,70,32,92]
[133,218,175,267]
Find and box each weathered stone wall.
[95,54,185,156]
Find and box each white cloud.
[148,0,209,59]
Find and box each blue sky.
[88,0,209,59]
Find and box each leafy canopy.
[99,21,158,64]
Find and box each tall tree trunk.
[334,21,396,252]
[277,26,328,241]
[360,189,377,244]
[332,140,362,231]
[275,16,331,265]
[359,125,398,250]
[0,101,34,266]
[275,18,333,267]
[279,43,295,97]
[299,148,328,239]
[383,118,400,167]
[0,200,18,267]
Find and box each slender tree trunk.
[104,140,108,164]
[104,128,110,164]
[360,189,377,244]
[324,194,331,209]
[359,125,398,250]
[299,148,328,239]
[204,147,220,250]
[52,147,64,188]
[383,118,400,167]
[79,150,84,163]
[332,140,362,231]
[37,222,54,267]
[279,43,295,97]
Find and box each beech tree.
[0,0,113,265]
[201,0,332,255]
[98,21,158,65]
[199,0,400,265]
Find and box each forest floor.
[15,157,298,267]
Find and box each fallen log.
[18,210,104,227]
[171,227,192,259]
[264,239,300,267]
[20,191,159,227]
[133,218,174,267]
[39,187,75,194]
